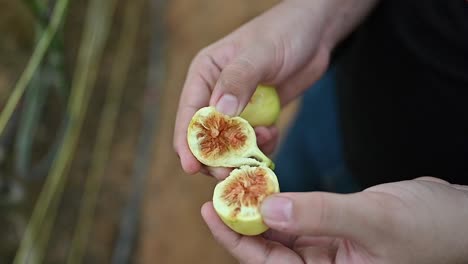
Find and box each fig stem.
[248,148,274,170]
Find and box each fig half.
[213,165,280,236]
[187,106,274,169]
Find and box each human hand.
[173,0,334,179]
[174,0,378,179]
[202,177,468,263]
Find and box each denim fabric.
[274,67,361,193]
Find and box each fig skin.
[240,85,281,127]
[187,106,274,169]
[212,165,280,236]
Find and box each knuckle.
[233,57,257,78]
[377,198,407,236]
[310,192,329,234]
[365,193,407,241]
[220,58,256,92]
[194,47,210,60]
[193,47,215,66]
[189,47,212,70]
[291,192,333,236]
[194,51,209,65]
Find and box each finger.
[257,126,279,155]
[209,44,276,116]
[198,166,215,177]
[206,167,233,181]
[277,48,330,106]
[414,176,451,185]
[450,184,468,192]
[413,177,468,192]
[201,202,301,263]
[255,126,277,145]
[174,106,204,174]
[199,166,233,180]
[261,229,297,248]
[174,51,226,174]
[174,84,210,174]
[260,192,394,245]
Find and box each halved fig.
[213,165,280,236]
[187,106,274,169]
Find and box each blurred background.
[0,0,300,263]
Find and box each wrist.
[268,0,379,74]
[322,0,380,50]
[282,0,380,51]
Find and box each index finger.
[174,68,212,174]
[174,45,237,174]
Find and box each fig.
[187,106,280,235]
[213,165,280,236]
[187,106,274,169]
[240,85,281,127]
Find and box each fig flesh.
[187,106,274,169]
[213,165,280,236]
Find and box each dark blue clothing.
[274,0,468,191]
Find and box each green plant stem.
[23,0,49,26]
[16,0,69,178]
[15,68,48,177]
[66,1,145,262]
[12,0,118,262]
[26,187,59,264]
[0,0,68,138]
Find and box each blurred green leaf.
[67,0,145,262]
[22,0,49,26]
[14,68,49,178]
[13,0,118,262]
[0,0,69,141]
[15,49,68,179]
[10,0,70,181]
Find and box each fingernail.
[215,94,238,116]
[261,196,292,222]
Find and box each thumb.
[209,46,274,116]
[260,192,394,244]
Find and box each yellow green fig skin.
[218,212,270,236]
[240,85,281,127]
